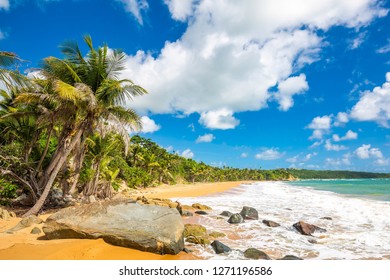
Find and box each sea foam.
[176,181,390,260]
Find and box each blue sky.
[1,0,390,172]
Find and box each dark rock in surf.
[279,255,303,260]
[220,211,233,217]
[244,248,271,260]
[211,240,231,254]
[195,210,208,215]
[240,206,258,220]
[262,219,280,227]
[227,213,244,224]
[293,221,326,236]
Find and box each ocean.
[176,179,390,260]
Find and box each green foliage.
[0,178,18,205]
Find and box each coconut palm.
[14,35,146,216]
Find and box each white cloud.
[286,155,299,163]
[255,148,284,160]
[164,0,196,21]
[139,116,161,133]
[196,133,215,143]
[350,72,390,127]
[332,130,358,142]
[349,31,367,49]
[355,144,383,159]
[304,152,317,161]
[325,153,352,166]
[240,152,248,158]
[325,139,348,151]
[116,0,149,25]
[199,109,240,130]
[0,30,6,40]
[121,0,386,128]
[166,145,174,152]
[287,152,316,163]
[181,148,194,159]
[276,74,309,111]
[334,112,349,126]
[307,115,332,139]
[377,38,390,54]
[0,0,9,10]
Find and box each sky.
[1,0,390,172]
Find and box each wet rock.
[181,211,193,217]
[184,224,207,237]
[293,221,326,236]
[183,248,192,253]
[43,200,184,255]
[228,213,244,224]
[262,219,280,227]
[211,240,231,254]
[244,248,271,260]
[195,210,208,215]
[185,236,210,245]
[30,227,42,234]
[209,231,226,239]
[192,203,212,211]
[279,255,303,260]
[308,239,318,244]
[240,206,258,220]
[320,217,333,221]
[220,211,233,217]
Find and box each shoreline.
[0,181,249,260]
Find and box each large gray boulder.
[43,199,184,255]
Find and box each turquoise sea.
[287,178,390,201]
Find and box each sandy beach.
[0,181,247,260]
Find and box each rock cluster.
[0,207,16,220]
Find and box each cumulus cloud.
[121,0,386,128]
[350,72,390,127]
[164,0,196,21]
[325,140,348,151]
[196,133,215,143]
[332,130,358,142]
[181,148,194,159]
[276,74,309,111]
[0,0,9,10]
[325,153,352,166]
[355,144,383,159]
[199,109,240,130]
[334,112,349,126]
[139,116,161,133]
[255,148,284,160]
[307,115,332,139]
[116,0,149,25]
[287,152,317,163]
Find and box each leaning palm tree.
[15,36,146,216]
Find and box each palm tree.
[14,35,146,216]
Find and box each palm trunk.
[22,128,84,217]
[68,140,86,195]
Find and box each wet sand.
[0,181,248,260]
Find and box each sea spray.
[176,181,390,260]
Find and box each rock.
[320,217,333,220]
[209,231,226,239]
[9,211,16,218]
[30,227,42,234]
[181,211,193,217]
[194,210,208,215]
[43,200,184,255]
[192,203,212,211]
[227,213,244,224]
[12,193,34,206]
[185,236,210,245]
[8,215,43,232]
[262,219,280,227]
[211,240,231,254]
[220,211,233,217]
[293,221,326,236]
[0,208,11,220]
[240,206,258,220]
[88,195,96,203]
[279,255,303,260]
[244,248,271,260]
[308,239,318,244]
[184,224,207,237]
[183,248,192,253]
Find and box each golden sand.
[0,181,248,260]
